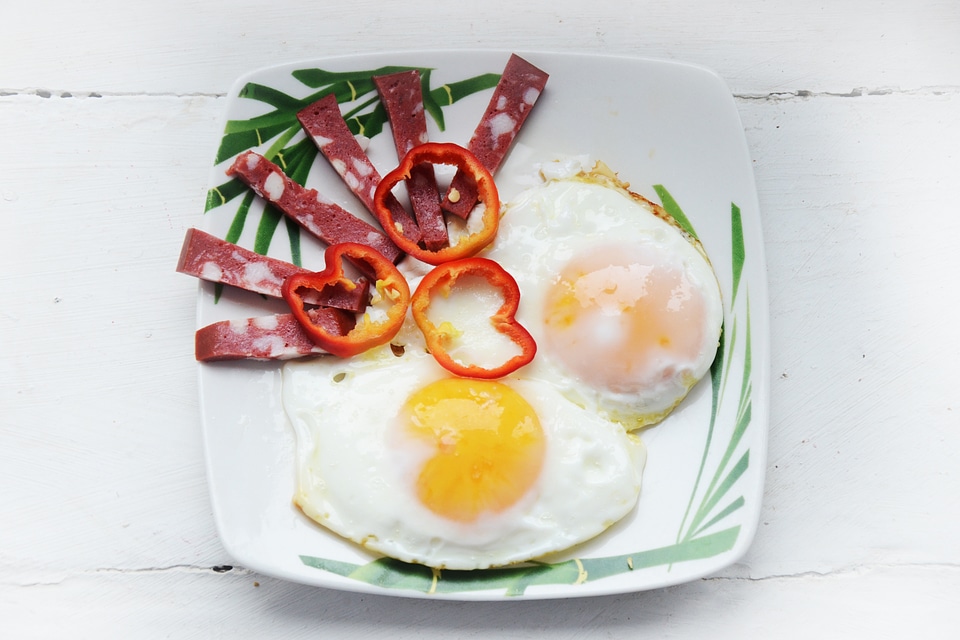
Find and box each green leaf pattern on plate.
[204,64,501,264]
[297,188,754,597]
[300,526,738,597]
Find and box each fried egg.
[282,347,644,570]
[486,159,723,428]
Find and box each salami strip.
[442,54,549,218]
[310,276,371,313]
[195,310,354,362]
[297,94,423,245]
[373,71,448,251]
[176,228,370,311]
[227,151,403,264]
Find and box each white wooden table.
[3,1,958,636]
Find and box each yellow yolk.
[543,244,707,394]
[401,378,545,523]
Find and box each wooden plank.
[1,1,958,95]
[738,90,960,574]
[1,565,957,636]
[0,94,220,573]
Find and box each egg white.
[282,347,644,570]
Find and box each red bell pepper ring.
[411,257,536,379]
[281,243,410,358]
[373,142,500,265]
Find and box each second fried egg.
[487,161,724,428]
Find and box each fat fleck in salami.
[176,228,370,311]
[297,94,423,245]
[442,54,549,218]
[227,151,402,264]
[195,310,354,362]
[373,70,448,251]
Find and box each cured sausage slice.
[373,70,448,251]
[195,310,353,362]
[227,151,402,264]
[176,228,370,311]
[442,55,549,218]
[297,94,422,245]
[177,228,302,298]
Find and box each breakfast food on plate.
[374,70,448,250]
[180,54,724,570]
[281,158,721,568]
[281,242,410,358]
[297,93,422,244]
[227,150,403,263]
[410,257,537,379]
[485,159,724,428]
[195,312,334,362]
[176,228,370,310]
[283,346,645,570]
[374,142,501,265]
[441,53,549,218]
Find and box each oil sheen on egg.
[486,160,723,428]
[282,344,644,570]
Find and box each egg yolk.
[543,243,707,393]
[402,378,545,523]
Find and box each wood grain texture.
[1,95,220,576]
[741,91,960,576]
[2,0,959,635]
[2,566,958,637]
[1,1,958,95]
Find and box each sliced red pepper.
[411,257,536,379]
[373,142,500,266]
[281,242,410,358]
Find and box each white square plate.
[193,51,769,600]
